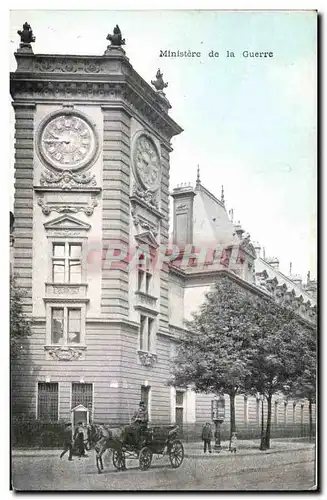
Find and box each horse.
[87,423,126,474]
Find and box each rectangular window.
[274,401,278,424]
[52,242,82,284]
[68,309,81,344]
[243,396,248,424]
[141,385,150,409]
[137,253,152,294]
[139,315,155,352]
[72,383,93,412]
[51,308,64,344]
[256,398,260,424]
[37,383,58,421]
[138,267,145,291]
[148,318,154,352]
[51,307,81,345]
[175,390,184,425]
[176,390,184,407]
[284,402,288,424]
[293,403,296,423]
[140,315,147,351]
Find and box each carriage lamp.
[211,395,225,452]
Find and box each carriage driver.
[130,401,149,445]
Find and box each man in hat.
[60,422,73,461]
[127,401,149,446]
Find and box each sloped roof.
[192,183,237,248]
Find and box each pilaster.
[12,102,35,315]
[101,106,131,318]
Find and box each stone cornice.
[259,257,315,304]
[85,317,140,332]
[10,53,183,141]
[169,267,316,328]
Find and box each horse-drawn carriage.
[88,422,184,473]
[113,424,184,471]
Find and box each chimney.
[266,256,279,270]
[234,221,245,240]
[171,183,197,247]
[253,241,261,258]
[291,274,303,288]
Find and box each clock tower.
[10,25,182,423]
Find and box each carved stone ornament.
[17,22,35,52]
[132,182,159,209]
[132,132,161,192]
[40,169,97,189]
[131,207,158,235]
[37,193,99,216]
[34,58,103,74]
[106,25,126,47]
[53,286,80,295]
[176,203,188,213]
[138,350,158,367]
[135,291,158,311]
[45,345,85,361]
[36,107,99,172]
[240,234,256,258]
[151,69,168,92]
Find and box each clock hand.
[44,139,71,144]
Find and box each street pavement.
[11,440,316,491]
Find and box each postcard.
[10,9,317,491]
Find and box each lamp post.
[211,395,225,452]
[259,394,266,451]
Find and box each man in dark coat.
[60,423,73,461]
[201,422,213,454]
[74,421,88,458]
[126,401,149,446]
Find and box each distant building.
[10,30,316,430]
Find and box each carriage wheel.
[112,450,126,471]
[169,440,184,468]
[139,446,152,471]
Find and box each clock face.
[133,134,161,191]
[38,114,97,171]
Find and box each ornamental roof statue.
[106,25,125,46]
[17,22,36,45]
[151,69,168,92]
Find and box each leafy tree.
[246,300,314,449]
[10,275,31,359]
[284,326,316,441]
[171,275,260,444]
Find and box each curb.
[185,446,314,459]
[12,445,313,459]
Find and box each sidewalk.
[12,439,314,459]
[184,439,315,458]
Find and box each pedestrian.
[230,432,237,454]
[60,422,73,461]
[74,421,88,458]
[201,422,213,454]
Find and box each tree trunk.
[309,398,313,442]
[264,394,272,449]
[229,392,236,449]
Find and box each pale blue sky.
[9,10,317,280]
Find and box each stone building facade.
[168,179,316,428]
[10,30,316,429]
